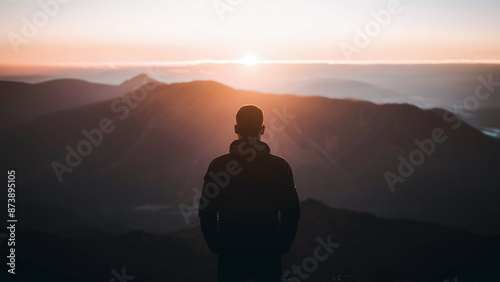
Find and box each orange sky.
[1,0,500,66]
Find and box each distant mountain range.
[4,64,500,138]
[1,76,499,237]
[0,74,151,127]
[288,77,403,103]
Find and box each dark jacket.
[198,139,300,255]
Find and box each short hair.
[236,105,263,137]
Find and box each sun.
[241,54,259,66]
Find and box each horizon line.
[2,59,500,68]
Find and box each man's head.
[235,104,265,140]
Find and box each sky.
[1,0,500,66]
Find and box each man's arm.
[278,161,301,254]
[198,162,221,254]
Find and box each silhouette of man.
[199,104,301,282]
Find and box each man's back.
[199,139,300,254]
[198,105,300,282]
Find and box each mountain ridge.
[1,78,499,236]
[0,76,154,127]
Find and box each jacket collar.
[229,138,270,160]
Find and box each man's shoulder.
[208,153,233,167]
[266,154,293,174]
[267,153,290,166]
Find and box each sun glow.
[241,54,259,66]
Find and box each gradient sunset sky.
[1,0,500,66]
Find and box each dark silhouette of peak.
[120,73,158,90]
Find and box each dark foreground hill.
[1,200,498,282]
[0,77,499,235]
